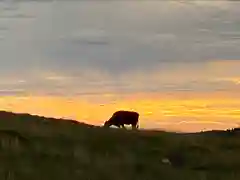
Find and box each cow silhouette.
[104,110,139,129]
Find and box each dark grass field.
[0,110,240,180]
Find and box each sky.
[0,0,240,132]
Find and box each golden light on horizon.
[0,91,240,132]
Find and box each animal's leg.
[132,124,138,130]
[121,124,126,129]
[115,124,121,128]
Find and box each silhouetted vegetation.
[0,110,240,180]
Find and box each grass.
[0,110,239,180]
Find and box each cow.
[104,110,139,129]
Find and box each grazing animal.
[104,110,139,129]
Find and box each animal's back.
[113,110,139,124]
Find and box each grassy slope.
[0,111,240,180]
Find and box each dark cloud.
[0,0,240,94]
[33,0,240,75]
[0,14,35,19]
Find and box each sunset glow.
[1,1,240,132]
[1,91,239,132]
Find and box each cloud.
[1,0,240,95]
[0,89,26,96]
[58,29,110,46]
[213,77,240,85]
[40,0,240,73]
[0,14,35,19]
[0,27,8,31]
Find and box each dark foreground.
[0,111,240,180]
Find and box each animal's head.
[103,120,111,127]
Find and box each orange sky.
[1,91,239,132]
